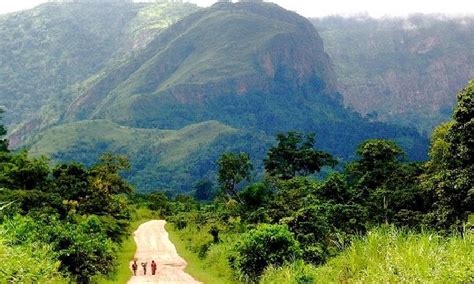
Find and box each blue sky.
[0,0,473,17]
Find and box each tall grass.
[166,222,236,284]
[261,227,474,283]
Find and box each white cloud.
[1,0,473,18]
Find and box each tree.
[348,139,404,194]
[317,173,368,234]
[283,205,330,264]
[147,192,173,216]
[81,154,132,214]
[264,132,336,180]
[238,183,273,222]
[425,122,454,172]
[448,80,473,169]
[52,163,90,202]
[89,153,132,195]
[0,109,8,152]
[0,151,50,191]
[217,153,253,203]
[193,179,215,201]
[347,139,405,223]
[78,154,133,241]
[422,81,473,230]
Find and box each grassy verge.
[166,223,235,284]
[261,227,474,283]
[96,207,158,284]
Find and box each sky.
[0,0,473,18]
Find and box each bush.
[0,239,65,283]
[1,215,118,282]
[230,224,301,281]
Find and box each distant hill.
[312,15,474,133]
[2,2,428,192]
[28,119,273,192]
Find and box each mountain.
[3,2,428,192]
[0,1,199,146]
[56,2,425,157]
[61,1,338,126]
[312,15,474,133]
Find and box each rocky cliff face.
[313,15,474,133]
[62,2,338,127]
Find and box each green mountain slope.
[28,119,272,192]
[0,1,199,145]
[313,15,474,133]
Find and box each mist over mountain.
[1,1,433,192]
[313,15,474,134]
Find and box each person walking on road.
[141,262,148,275]
[132,260,138,276]
[151,260,157,275]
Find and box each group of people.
[132,260,158,276]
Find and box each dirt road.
[127,220,201,284]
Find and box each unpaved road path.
[127,220,201,284]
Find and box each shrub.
[1,215,117,282]
[230,224,301,281]
[0,239,65,283]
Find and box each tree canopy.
[264,132,336,180]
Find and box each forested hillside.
[0,1,198,145]
[313,15,474,133]
[29,120,272,192]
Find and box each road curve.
[127,220,201,284]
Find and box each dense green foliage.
[261,227,473,283]
[28,120,272,193]
[0,237,65,282]
[0,113,134,282]
[421,80,474,230]
[264,132,336,180]
[218,153,253,202]
[230,224,301,281]
[162,81,473,283]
